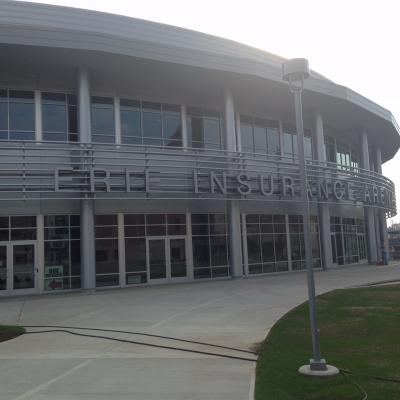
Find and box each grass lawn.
[255,284,400,400]
[0,325,25,342]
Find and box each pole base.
[298,361,339,377]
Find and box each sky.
[17,0,400,224]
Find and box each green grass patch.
[255,285,400,400]
[0,325,25,342]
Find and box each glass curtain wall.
[289,215,321,269]
[0,90,35,140]
[324,134,360,170]
[191,214,229,278]
[245,214,321,274]
[187,107,223,150]
[245,214,289,274]
[42,93,78,142]
[282,124,313,161]
[44,215,80,290]
[240,115,280,156]
[95,215,119,287]
[91,97,115,143]
[120,100,182,147]
[330,217,366,265]
[124,214,186,285]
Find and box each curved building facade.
[0,1,398,295]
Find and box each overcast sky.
[18,0,400,223]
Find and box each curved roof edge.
[0,1,399,160]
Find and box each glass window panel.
[95,215,117,226]
[210,224,226,235]
[167,224,186,235]
[146,214,165,225]
[9,91,34,101]
[125,225,145,237]
[95,239,119,274]
[163,113,182,146]
[120,99,140,109]
[125,238,146,272]
[167,214,186,225]
[44,241,69,276]
[275,234,288,261]
[283,132,293,157]
[267,128,280,155]
[142,102,161,112]
[121,109,141,138]
[44,227,69,240]
[68,106,78,134]
[9,102,35,132]
[146,225,166,236]
[70,240,81,276]
[203,118,221,148]
[91,98,115,140]
[192,224,209,235]
[188,116,203,148]
[42,103,68,133]
[192,236,210,267]
[70,227,80,240]
[0,230,9,241]
[304,136,313,160]
[163,104,180,113]
[209,214,225,224]
[247,235,261,264]
[261,234,275,262]
[95,226,118,238]
[10,131,35,140]
[42,92,65,104]
[11,229,36,241]
[143,111,162,143]
[253,125,267,154]
[191,214,208,224]
[0,102,8,132]
[240,123,254,153]
[125,214,145,225]
[11,216,36,228]
[70,215,80,226]
[0,217,9,229]
[44,215,69,227]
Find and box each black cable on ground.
[24,324,257,355]
[340,368,400,384]
[340,370,368,400]
[24,329,258,362]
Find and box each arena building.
[0,1,398,295]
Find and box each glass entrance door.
[0,242,36,295]
[147,237,187,283]
[0,245,7,291]
[13,244,35,291]
[148,239,167,280]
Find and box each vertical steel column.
[78,67,96,290]
[375,146,389,261]
[293,88,323,367]
[360,131,377,264]
[224,90,243,278]
[314,111,333,269]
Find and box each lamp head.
[282,58,310,83]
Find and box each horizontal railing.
[0,140,395,217]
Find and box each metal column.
[78,67,96,290]
[224,90,243,278]
[314,111,333,269]
[360,130,377,264]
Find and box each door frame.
[0,241,37,296]
[146,236,188,284]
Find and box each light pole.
[282,58,339,377]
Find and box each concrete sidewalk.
[1,263,400,400]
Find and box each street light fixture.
[282,58,339,377]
